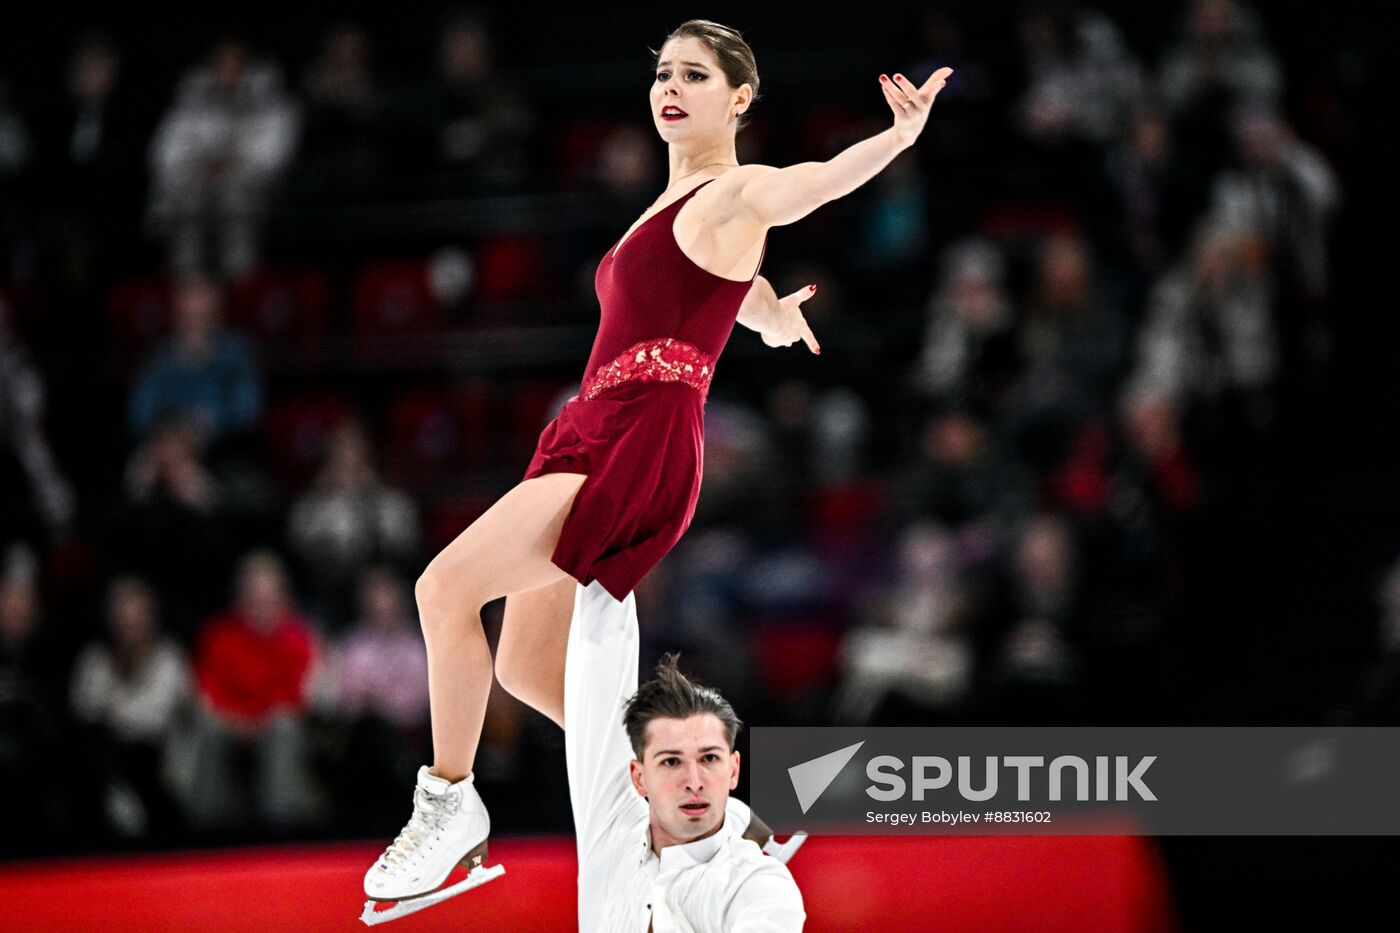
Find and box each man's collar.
[651,816,728,876]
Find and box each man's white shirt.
[564,580,806,932]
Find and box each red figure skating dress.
[523,178,766,599]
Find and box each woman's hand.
[881,67,953,149]
[760,283,821,354]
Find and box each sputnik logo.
[787,741,865,814]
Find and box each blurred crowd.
[0,1,1389,858]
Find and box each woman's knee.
[415,562,481,638]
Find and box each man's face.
[630,713,740,849]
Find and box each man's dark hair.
[623,653,743,760]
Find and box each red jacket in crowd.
[194,609,316,724]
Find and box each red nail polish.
[880,75,888,82]
[815,348,822,355]
[895,74,904,81]
[809,283,817,291]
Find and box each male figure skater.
[566,580,804,931]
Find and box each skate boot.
[360,767,504,925]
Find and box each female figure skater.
[362,18,952,918]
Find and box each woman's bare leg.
[417,472,586,782]
[495,577,576,728]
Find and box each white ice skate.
[728,798,808,865]
[360,766,504,926]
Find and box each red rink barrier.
[0,834,1177,931]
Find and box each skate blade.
[360,860,505,926]
[762,831,808,864]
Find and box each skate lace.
[381,786,461,869]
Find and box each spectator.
[181,550,319,831]
[1210,101,1341,299]
[1016,6,1147,146]
[70,577,190,840]
[0,298,77,546]
[110,415,273,637]
[128,272,264,447]
[1109,387,1205,589]
[1331,552,1400,725]
[398,11,534,187]
[336,566,428,732]
[32,32,146,302]
[1131,220,1277,427]
[147,39,299,278]
[330,567,428,828]
[298,22,386,198]
[286,420,422,628]
[1118,388,1202,518]
[980,513,1084,720]
[1007,232,1129,449]
[46,34,138,183]
[1011,6,1146,205]
[835,522,974,725]
[0,547,74,854]
[655,398,770,533]
[894,405,1028,539]
[1101,102,1207,277]
[764,381,871,490]
[0,77,31,176]
[1159,0,1283,116]
[0,546,61,706]
[1157,0,1283,178]
[912,238,1018,409]
[0,76,33,243]
[850,151,931,285]
[765,380,818,489]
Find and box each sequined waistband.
[581,337,714,401]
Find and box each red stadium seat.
[105,275,171,367]
[227,268,332,342]
[749,623,844,703]
[261,392,355,487]
[351,259,444,336]
[472,235,548,303]
[385,388,463,484]
[449,379,494,439]
[805,481,887,539]
[553,117,616,186]
[979,203,1080,240]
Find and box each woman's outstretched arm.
[736,67,954,228]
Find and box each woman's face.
[650,37,745,144]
